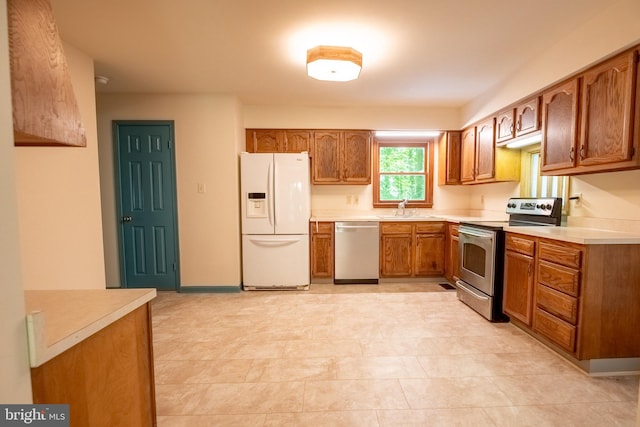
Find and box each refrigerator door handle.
[267,160,274,228]
[247,237,301,247]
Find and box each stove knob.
[539,204,546,210]
[546,204,552,210]
[536,204,541,209]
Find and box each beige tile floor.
[152,283,639,426]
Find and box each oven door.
[458,225,496,296]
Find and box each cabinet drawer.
[535,284,578,324]
[537,260,580,296]
[311,222,333,234]
[538,241,582,269]
[533,308,576,353]
[380,223,413,234]
[505,234,535,256]
[416,222,445,234]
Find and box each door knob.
[122,216,133,223]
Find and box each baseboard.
[179,285,241,293]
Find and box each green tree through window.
[373,138,434,208]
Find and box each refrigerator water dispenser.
[247,192,267,218]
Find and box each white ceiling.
[51,0,608,108]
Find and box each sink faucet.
[397,198,408,216]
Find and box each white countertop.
[310,211,640,244]
[25,288,156,367]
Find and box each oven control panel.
[506,197,562,216]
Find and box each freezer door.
[274,153,310,235]
[242,234,310,288]
[241,153,275,234]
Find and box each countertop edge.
[26,289,157,368]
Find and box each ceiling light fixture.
[306,45,362,82]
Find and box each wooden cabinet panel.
[503,248,535,325]
[312,130,371,184]
[437,131,461,185]
[284,130,311,153]
[31,305,156,427]
[537,260,580,297]
[444,224,460,283]
[460,127,476,183]
[342,131,371,183]
[8,0,87,146]
[475,118,496,181]
[541,79,580,172]
[495,108,515,143]
[380,232,413,277]
[515,96,541,137]
[505,234,535,256]
[534,308,577,353]
[310,222,334,278]
[312,131,341,183]
[415,222,445,234]
[415,234,444,276]
[536,284,578,324]
[538,241,582,269]
[579,50,637,167]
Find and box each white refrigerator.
[240,152,310,290]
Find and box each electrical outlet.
[353,195,359,204]
[197,183,206,193]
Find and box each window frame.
[372,138,434,208]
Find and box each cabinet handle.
[580,144,585,160]
[517,117,522,131]
[569,147,574,162]
[528,264,531,275]
[509,124,514,134]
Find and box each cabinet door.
[342,131,371,184]
[516,96,541,137]
[415,234,445,276]
[460,127,476,183]
[247,130,282,152]
[579,50,637,167]
[310,222,334,278]
[312,131,341,183]
[284,130,311,153]
[503,250,535,326]
[541,79,579,172]
[380,233,413,277]
[438,131,461,185]
[475,118,496,181]
[495,108,515,143]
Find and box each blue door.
[115,121,179,290]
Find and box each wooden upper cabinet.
[8,0,86,147]
[515,95,541,137]
[312,131,341,183]
[245,129,311,153]
[438,131,461,185]
[495,108,515,144]
[342,131,371,183]
[312,130,371,184]
[474,117,496,182]
[284,130,311,153]
[579,50,637,168]
[541,78,580,173]
[541,48,639,175]
[460,127,476,183]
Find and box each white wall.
[0,0,33,403]
[96,94,243,288]
[14,43,106,290]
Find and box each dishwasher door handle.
[336,224,379,231]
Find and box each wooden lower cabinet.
[504,233,640,365]
[380,222,444,278]
[310,222,334,279]
[31,304,156,427]
[444,223,459,283]
[503,233,536,326]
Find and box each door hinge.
[168,140,173,149]
[173,263,177,271]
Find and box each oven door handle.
[458,227,494,239]
[455,280,490,300]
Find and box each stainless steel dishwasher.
[334,221,379,284]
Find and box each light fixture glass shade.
[306,46,362,82]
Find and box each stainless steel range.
[455,197,563,321]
